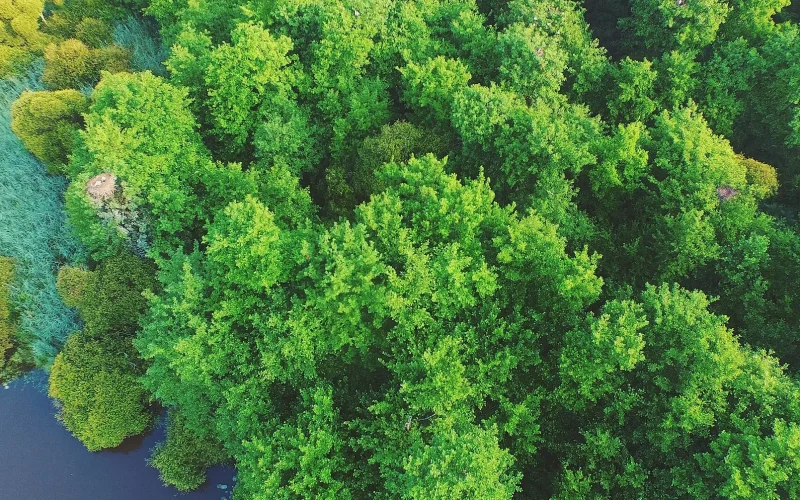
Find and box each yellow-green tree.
[11,89,88,173]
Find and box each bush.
[739,156,779,199]
[355,121,448,202]
[42,38,131,89]
[56,253,156,337]
[81,252,156,336]
[42,39,93,89]
[150,411,229,491]
[11,89,88,173]
[0,45,34,77]
[0,0,51,76]
[75,17,114,48]
[49,331,151,451]
[0,257,17,373]
[55,265,93,309]
[92,44,130,74]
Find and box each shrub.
[42,38,93,89]
[49,331,151,451]
[739,156,779,199]
[42,38,130,89]
[92,44,130,74]
[55,265,93,310]
[0,257,17,373]
[11,89,88,173]
[354,121,448,202]
[0,45,33,77]
[56,253,156,337]
[150,411,229,491]
[0,0,51,76]
[75,17,113,48]
[80,252,156,336]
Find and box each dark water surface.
[0,372,235,500]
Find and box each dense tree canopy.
[3,0,800,498]
[49,252,156,450]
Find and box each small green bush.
[55,265,93,310]
[42,38,131,89]
[11,89,88,173]
[151,411,229,491]
[81,252,156,336]
[0,0,52,76]
[75,17,113,48]
[0,45,34,77]
[739,156,779,199]
[50,252,156,452]
[49,331,151,451]
[93,44,130,73]
[355,121,448,202]
[56,253,156,337]
[42,38,93,89]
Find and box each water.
[0,372,235,500]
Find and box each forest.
[2,0,800,498]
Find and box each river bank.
[1,372,235,499]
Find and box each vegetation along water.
[2,0,800,498]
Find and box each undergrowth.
[0,60,84,365]
[113,16,168,75]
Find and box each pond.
[0,372,236,500]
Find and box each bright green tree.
[49,331,151,451]
[11,89,88,174]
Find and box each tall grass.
[0,60,85,364]
[114,16,169,75]
[0,17,164,366]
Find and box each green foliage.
[0,0,50,76]
[204,22,296,152]
[56,253,156,336]
[74,17,113,48]
[49,330,151,451]
[0,257,17,373]
[0,63,83,363]
[352,121,448,204]
[42,38,130,89]
[7,0,797,497]
[11,89,88,173]
[54,264,91,309]
[589,106,751,283]
[497,21,567,100]
[606,57,657,123]
[150,410,228,491]
[49,252,155,451]
[401,56,471,125]
[137,154,601,497]
[623,0,730,54]
[66,71,218,258]
[555,284,800,498]
[740,155,779,199]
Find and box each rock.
[86,172,117,202]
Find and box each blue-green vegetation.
[0,61,84,364]
[113,16,168,75]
